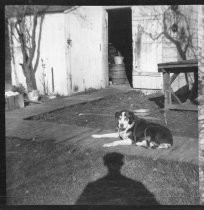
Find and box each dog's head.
[115,110,135,130]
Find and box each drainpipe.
[51,67,54,93]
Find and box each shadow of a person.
[75,152,159,205]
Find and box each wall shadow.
[75,152,159,205]
[149,84,198,109]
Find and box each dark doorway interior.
[108,8,133,86]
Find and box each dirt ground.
[6,90,199,205]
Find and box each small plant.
[40,59,49,95]
[11,83,26,95]
[55,93,63,98]
[85,88,98,94]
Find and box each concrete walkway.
[5,85,198,165]
[5,85,132,141]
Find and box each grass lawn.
[6,137,199,205]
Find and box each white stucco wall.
[132,5,164,72]
[131,5,198,91]
[132,6,164,90]
[9,7,108,96]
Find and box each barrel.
[110,64,127,85]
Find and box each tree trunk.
[23,64,37,92]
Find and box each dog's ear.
[115,111,120,120]
[128,111,135,124]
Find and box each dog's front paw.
[92,134,102,138]
[103,143,114,147]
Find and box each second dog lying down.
[92,110,173,149]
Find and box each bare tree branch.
[6,5,48,91]
[34,14,45,73]
[163,9,187,60]
[10,22,20,43]
[144,30,164,41]
[14,20,29,65]
[28,10,38,66]
[162,10,178,46]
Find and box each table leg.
[188,71,198,101]
[163,71,171,110]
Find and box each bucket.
[114,56,124,64]
[111,64,127,85]
[28,90,39,101]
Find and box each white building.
[6,5,199,95]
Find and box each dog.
[92,110,173,149]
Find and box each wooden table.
[158,59,198,111]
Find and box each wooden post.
[6,94,24,111]
[6,96,15,111]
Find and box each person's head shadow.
[75,152,160,205]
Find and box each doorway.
[107,8,133,86]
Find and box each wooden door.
[64,6,108,94]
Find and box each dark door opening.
[107,8,133,86]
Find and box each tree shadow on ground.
[75,152,160,205]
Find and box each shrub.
[11,83,27,95]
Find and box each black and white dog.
[92,110,173,149]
